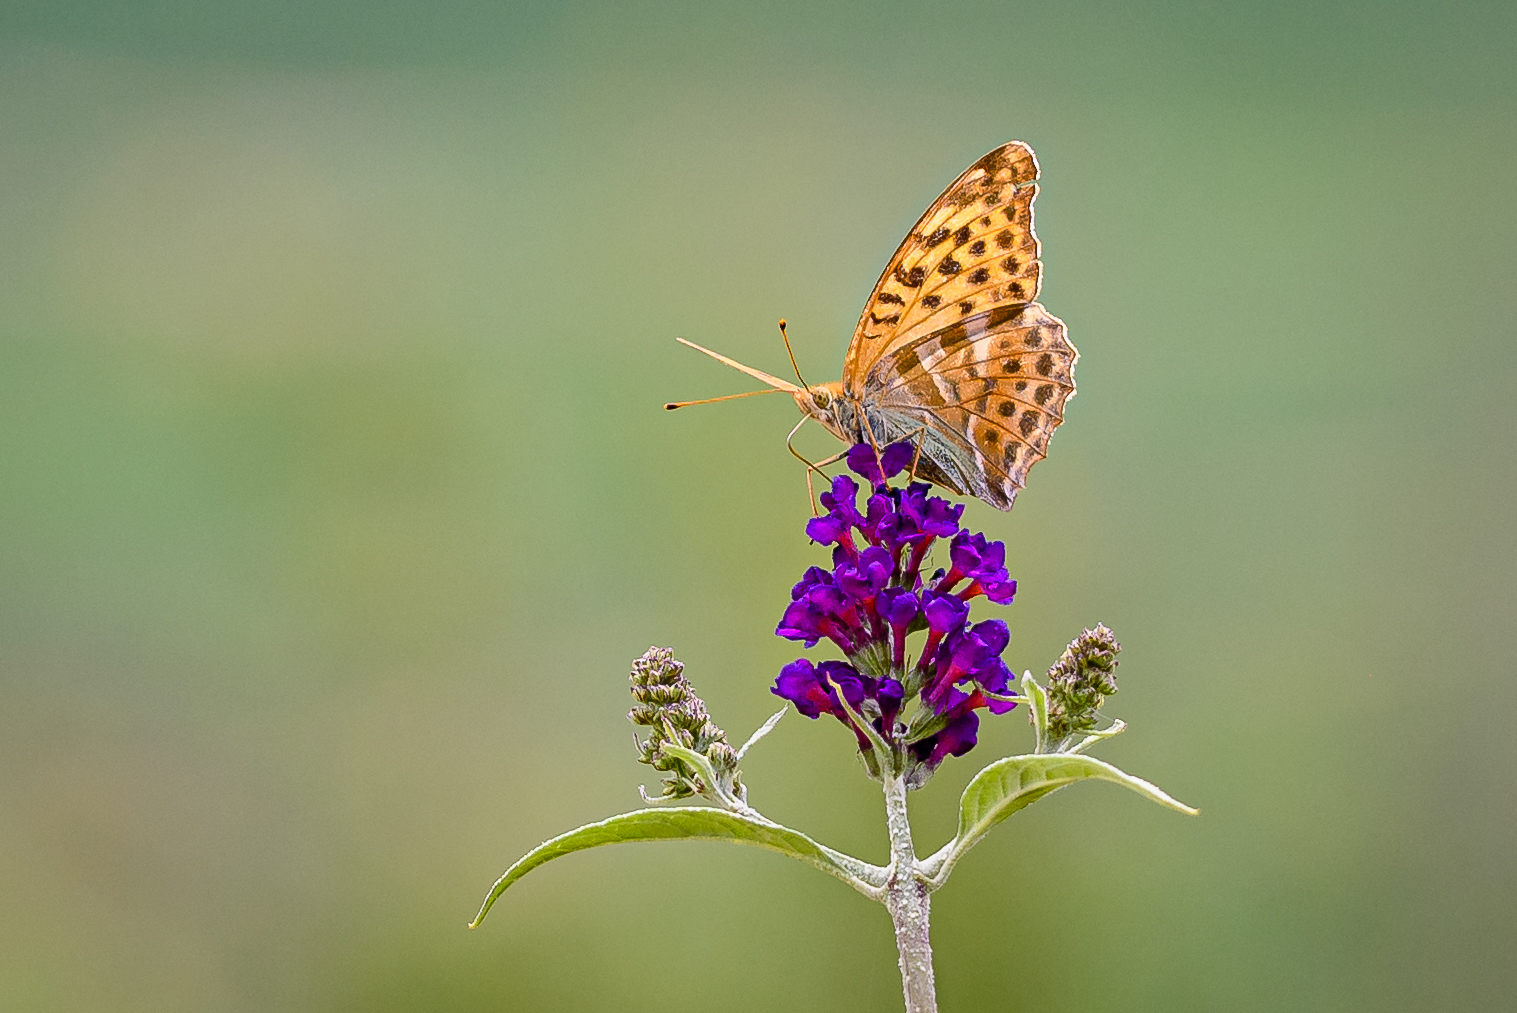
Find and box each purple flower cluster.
[771,443,1021,783]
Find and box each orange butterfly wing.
[842,141,1076,510]
[869,303,1076,509]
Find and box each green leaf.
[737,707,787,760]
[1068,718,1126,754]
[918,753,1198,889]
[470,807,887,927]
[658,742,723,794]
[823,672,891,758]
[658,742,746,811]
[1020,671,1050,752]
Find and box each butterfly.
[668,141,1076,511]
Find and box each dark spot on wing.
[1001,358,1021,374]
[954,225,972,246]
[922,294,941,309]
[1034,383,1054,406]
[896,265,926,288]
[1003,445,1017,465]
[1036,353,1054,376]
[1008,282,1026,300]
[968,267,990,285]
[979,216,991,227]
[1014,380,1027,392]
[965,365,979,379]
[958,300,975,315]
[876,291,904,305]
[983,428,999,444]
[1024,328,1042,348]
[1019,412,1040,437]
[938,257,962,275]
[968,239,986,256]
[924,227,951,248]
[997,400,1015,417]
[996,230,1015,250]
[870,312,901,325]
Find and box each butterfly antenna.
[673,338,802,393]
[665,389,786,410]
[778,320,813,393]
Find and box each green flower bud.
[1045,624,1120,747]
[628,647,745,808]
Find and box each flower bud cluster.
[771,443,1021,786]
[630,646,742,803]
[1045,624,1120,747]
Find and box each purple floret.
[846,442,915,487]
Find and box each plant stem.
[883,774,937,1013]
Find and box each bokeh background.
[2,1,1514,1010]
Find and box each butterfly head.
[795,381,852,442]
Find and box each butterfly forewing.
[843,142,1044,386]
[839,141,1076,511]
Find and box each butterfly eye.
[812,388,833,409]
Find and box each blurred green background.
[2,1,1514,1010]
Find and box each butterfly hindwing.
[864,303,1075,509]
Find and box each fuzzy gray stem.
[883,774,937,1013]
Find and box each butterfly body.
[675,141,1077,512]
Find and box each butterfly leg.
[786,417,846,515]
[803,452,849,514]
[859,410,928,487]
[904,426,928,483]
[856,409,890,483]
